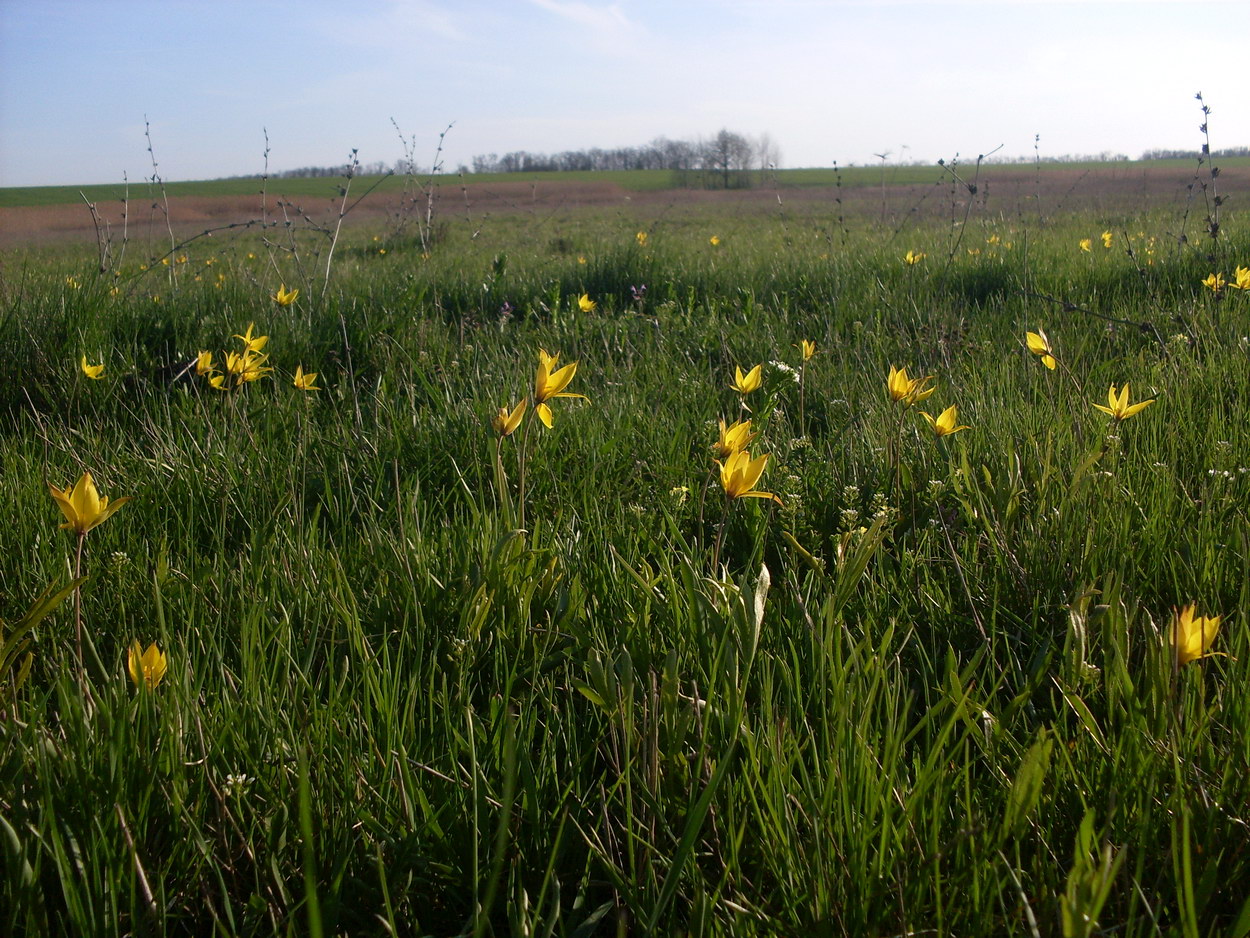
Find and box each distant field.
[5,158,1248,209]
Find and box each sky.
[1,0,1246,187]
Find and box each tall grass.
[2,176,1249,936]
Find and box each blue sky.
[1,0,1245,187]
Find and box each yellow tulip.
[492,399,527,437]
[577,293,597,313]
[1202,273,1226,294]
[233,322,269,353]
[797,339,816,362]
[886,365,935,405]
[1079,238,1092,253]
[709,235,721,246]
[1231,266,1250,290]
[1026,329,1058,370]
[195,350,216,377]
[904,249,926,266]
[273,284,299,307]
[636,231,648,246]
[48,471,131,536]
[730,364,763,395]
[712,417,756,459]
[128,641,168,689]
[1169,604,1222,665]
[920,404,971,437]
[717,450,781,504]
[1091,383,1154,421]
[1101,230,1113,248]
[292,365,320,391]
[80,356,105,380]
[534,348,586,428]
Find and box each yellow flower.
[1202,272,1226,293]
[986,234,1000,245]
[577,255,587,265]
[886,365,935,405]
[233,322,268,353]
[577,293,597,313]
[730,364,763,395]
[717,449,781,503]
[1169,604,1222,666]
[492,399,527,437]
[709,235,721,246]
[128,641,168,690]
[1101,230,1113,249]
[919,404,971,437]
[209,374,227,390]
[1079,238,1092,253]
[712,417,757,459]
[195,350,215,377]
[48,471,131,536]
[1026,329,1058,370]
[80,356,105,380]
[225,350,272,384]
[1091,383,1154,421]
[534,348,586,428]
[904,249,926,266]
[636,231,648,246]
[273,284,299,306]
[292,365,320,391]
[796,339,816,362]
[1230,266,1250,290]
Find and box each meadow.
[1,157,1249,936]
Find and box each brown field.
[3,163,1245,250]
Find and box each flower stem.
[74,531,85,673]
[711,499,731,572]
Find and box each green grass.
[2,170,1249,936]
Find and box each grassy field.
[2,161,1249,936]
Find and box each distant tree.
[702,129,755,189]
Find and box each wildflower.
[712,417,756,459]
[730,364,763,395]
[128,641,168,690]
[80,356,105,380]
[534,348,586,428]
[886,365,935,405]
[1169,604,1222,665]
[636,231,648,246]
[577,255,587,265]
[491,399,527,437]
[577,293,596,313]
[1026,329,1058,370]
[986,234,1000,245]
[233,322,268,353]
[1091,383,1154,421]
[273,284,299,306]
[919,404,971,437]
[1202,272,1226,294]
[709,235,721,246]
[225,350,272,384]
[1101,230,1113,248]
[66,276,82,289]
[904,249,926,266]
[796,339,816,362]
[195,350,215,377]
[48,472,131,536]
[717,449,781,503]
[1231,266,1250,290]
[1079,238,1092,253]
[292,365,320,391]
